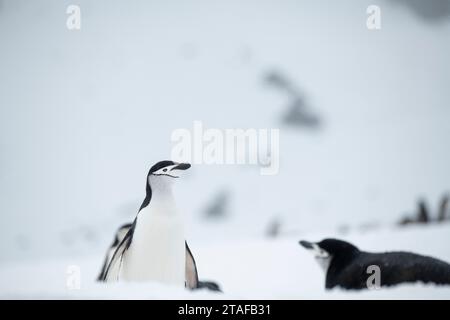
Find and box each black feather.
[315,239,450,290]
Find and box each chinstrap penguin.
[299,238,450,290]
[97,223,132,281]
[99,160,221,291]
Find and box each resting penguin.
[299,238,450,290]
[99,161,221,291]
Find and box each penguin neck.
[145,178,178,216]
[152,189,176,214]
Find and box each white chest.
[121,204,186,287]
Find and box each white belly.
[120,209,185,287]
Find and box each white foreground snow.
[1,223,449,299]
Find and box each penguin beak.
[162,163,191,178]
[299,240,314,249]
[171,163,191,171]
[299,240,330,259]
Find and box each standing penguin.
[99,222,221,291]
[99,161,221,291]
[100,161,192,287]
[299,238,450,290]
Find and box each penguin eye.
[163,168,168,172]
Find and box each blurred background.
[0,0,449,297]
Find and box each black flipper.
[100,219,136,282]
[185,241,199,289]
[97,253,111,281]
[97,223,133,281]
[185,242,222,292]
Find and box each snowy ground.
[1,223,449,299]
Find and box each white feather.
[119,174,186,287]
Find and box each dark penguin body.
[300,238,450,290]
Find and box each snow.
[1,0,450,299]
[1,223,450,299]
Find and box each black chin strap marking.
[152,173,179,178]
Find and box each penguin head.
[299,238,359,272]
[147,160,191,188]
